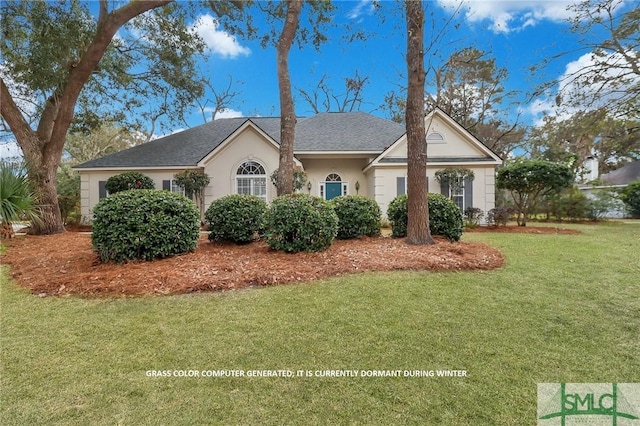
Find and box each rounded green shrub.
[205,194,267,244]
[386,193,464,241]
[92,189,200,263]
[331,195,381,239]
[105,171,155,194]
[265,194,338,253]
[387,194,409,238]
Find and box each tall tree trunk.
[0,1,172,235]
[405,1,434,245]
[276,0,302,196]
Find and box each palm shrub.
[265,194,338,252]
[205,194,267,243]
[105,171,155,194]
[331,195,381,239]
[0,162,41,238]
[387,193,464,241]
[92,189,200,263]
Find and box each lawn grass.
[1,221,639,425]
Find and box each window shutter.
[440,177,449,197]
[464,176,473,209]
[396,177,406,196]
[426,176,429,193]
[163,180,171,191]
[99,181,106,199]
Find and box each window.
[236,160,267,200]
[326,173,341,182]
[426,132,445,143]
[170,179,185,196]
[448,176,464,210]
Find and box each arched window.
[236,160,267,200]
[325,173,342,182]
[427,132,445,143]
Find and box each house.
[578,159,640,218]
[75,108,503,223]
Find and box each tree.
[0,1,239,234]
[233,0,334,196]
[297,70,370,113]
[174,169,211,219]
[548,0,639,118]
[275,1,303,196]
[405,0,434,245]
[496,159,574,226]
[426,47,524,158]
[527,109,639,177]
[64,123,147,165]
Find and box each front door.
[325,182,342,200]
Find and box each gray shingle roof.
[75,112,406,169]
[601,160,640,185]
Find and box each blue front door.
[325,182,342,200]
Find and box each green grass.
[1,221,639,425]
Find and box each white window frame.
[448,176,465,210]
[319,173,347,199]
[235,160,267,201]
[170,179,185,196]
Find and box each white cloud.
[347,0,376,20]
[527,49,640,125]
[213,108,244,120]
[437,0,578,34]
[192,15,250,59]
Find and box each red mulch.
[1,232,505,298]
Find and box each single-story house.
[578,159,640,218]
[74,108,503,223]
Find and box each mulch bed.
[1,232,505,298]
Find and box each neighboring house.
[578,159,640,218]
[75,108,503,223]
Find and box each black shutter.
[426,176,429,193]
[440,177,449,197]
[162,180,171,191]
[99,181,106,199]
[464,176,473,209]
[396,177,406,196]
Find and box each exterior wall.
[385,115,488,160]
[201,126,280,206]
[300,158,371,198]
[372,164,497,221]
[79,169,191,223]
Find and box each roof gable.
[365,108,502,170]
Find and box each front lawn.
[1,222,638,424]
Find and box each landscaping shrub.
[463,207,484,228]
[487,207,512,226]
[105,171,155,194]
[620,181,640,218]
[331,195,381,239]
[92,189,200,263]
[205,194,267,243]
[387,193,464,241]
[265,194,338,252]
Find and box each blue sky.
[0,0,635,158]
[183,0,631,128]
